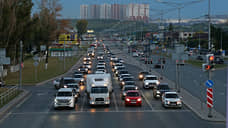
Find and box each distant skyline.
[32,0,228,20]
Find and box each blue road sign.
[205,80,214,88]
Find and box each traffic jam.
[52,41,183,111]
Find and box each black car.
[116,70,128,77]
[138,71,150,80]
[78,66,88,74]
[214,57,224,64]
[196,56,203,61]
[153,83,170,99]
[154,63,164,69]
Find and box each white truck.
[86,73,113,106]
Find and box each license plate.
[131,102,136,104]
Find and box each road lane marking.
[112,92,119,111]
[140,90,153,110]
[0,112,11,123]
[8,109,191,115]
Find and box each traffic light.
[206,54,214,64]
[202,64,211,71]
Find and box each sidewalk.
[114,48,226,122]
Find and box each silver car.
[162,92,182,108]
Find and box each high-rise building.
[127,4,149,22]
[80,5,89,19]
[100,4,111,19]
[80,3,149,21]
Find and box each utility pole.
[208,0,211,50]
[63,40,66,71]
[19,41,23,89]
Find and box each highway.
[0,41,225,128]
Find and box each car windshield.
[146,77,157,80]
[120,71,128,74]
[74,75,82,78]
[125,81,135,85]
[91,87,108,93]
[166,94,179,98]
[124,87,136,91]
[57,92,72,97]
[64,79,75,84]
[158,85,170,90]
[127,92,139,97]
[123,78,133,81]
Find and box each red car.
[125,90,142,106]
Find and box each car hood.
[55,97,73,100]
[144,80,158,83]
[165,98,181,102]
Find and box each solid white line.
[9,109,191,115]
[112,92,119,111]
[0,112,11,123]
[140,90,153,110]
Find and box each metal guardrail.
[0,86,19,106]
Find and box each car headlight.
[64,85,67,88]
[145,82,149,85]
[85,68,88,71]
[156,91,161,94]
[83,58,86,61]
[78,69,80,71]
[137,98,142,102]
[166,100,170,104]
[88,65,91,68]
[177,100,182,104]
[114,67,117,69]
[156,81,160,85]
[122,82,125,85]
[126,98,130,102]
[54,99,57,103]
[81,79,84,82]
[139,75,143,78]
[123,92,126,96]
[135,87,138,90]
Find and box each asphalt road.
[128,46,227,116]
[0,41,225,128]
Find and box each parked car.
[125,90,142,106]
[162,92,182,108]
[132,52,139,57]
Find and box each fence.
[0,86,19,107]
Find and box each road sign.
[34,61,39,67]
[207,88,213,108]
[205,80,214,88]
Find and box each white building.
[100,4,111,19]
[127,4,149,21]
[80,5,89,19]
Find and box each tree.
[0,0,33,64]
[76,20,88,39]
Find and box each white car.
[53,78,61,89]
[54,88,77,109]
[73,73,84,85]
[143,75,160,89]
[162,92,182,108]
[132,52,139,57]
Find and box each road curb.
[114,47,226,123]
[0,89,30,119]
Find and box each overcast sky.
[32,0,228,19]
